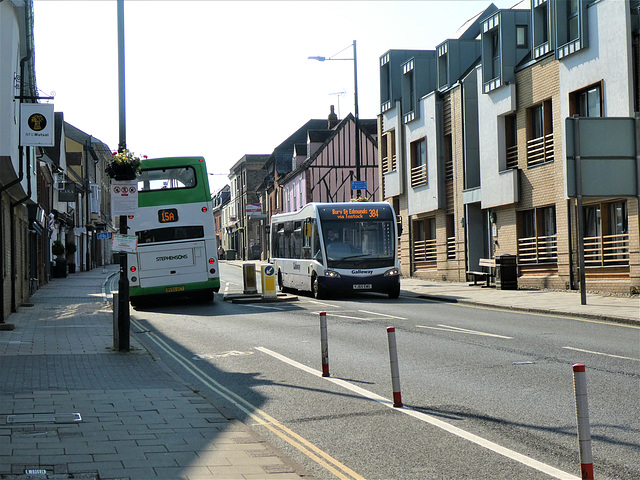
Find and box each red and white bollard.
[387,326,403,407]
[319,312,330,377]
[573,363,594,480]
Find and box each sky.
[33,0,520,194]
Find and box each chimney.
[328,105,338,129]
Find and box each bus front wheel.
[312,274,325,299]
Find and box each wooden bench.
[467,258,496,287]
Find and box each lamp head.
[308,56,326,62]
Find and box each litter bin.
[495,254,518,290]
[226,249,236,261]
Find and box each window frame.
[569,82,603,118]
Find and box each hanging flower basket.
[105,149,145,180]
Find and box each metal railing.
[527,133,554,167]
[413,238,437,264]
[505,144,518,170]
[411,164,427,187]
[517,234,558,264]
[584,233,630,266]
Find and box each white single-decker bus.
[270,202,400,299]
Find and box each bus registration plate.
[166,286,185,293]
[353,284,372,290]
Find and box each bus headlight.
[384,268,399,277]
[324,270,341,278]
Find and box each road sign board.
[111,180,138,215]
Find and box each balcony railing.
[413,238,437,264]
[518,234,558,264]
[527,133,554,167]
[446,236,456,260]
[505,144,518,170]
[382,154,397,175]
[411,164,427,187]
[584,233,630,266]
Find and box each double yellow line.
[131,318,365,480]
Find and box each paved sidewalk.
[398,276,640,325]
[0,266,314,480]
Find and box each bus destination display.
[158,208,179,223]
[324,207,384,220]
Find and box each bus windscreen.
[137,167,197,191]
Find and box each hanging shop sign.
[20,103,55,147]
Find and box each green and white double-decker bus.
[126,157,220,305]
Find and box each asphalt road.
[127,263,640,480]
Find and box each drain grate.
[7,413,82,424]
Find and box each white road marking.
[193,350,255,360]
[246,304,286,311]
[308,300,340,307]
[417,324,513,339]
[326,313,372,321]
[563,346,640,362]
[256,346,579,480]
[358,310,407,320]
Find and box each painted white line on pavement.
[563,346,640,362]
[245,304,286,311]
[358,310,407,320]
[308,300,340,308]
[256,346,579,480]
[321,312,375,321]
[416,324,513,339]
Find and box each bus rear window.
[137,225,204,243]
[138,167,196,191]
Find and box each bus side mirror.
[396,215,403,236]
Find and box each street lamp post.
[309,40,361,197]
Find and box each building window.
[402,60,416,123]
[533,0,550,58]
[380,61,391,109]
[527,100,554,167]
[491,31,501,80]
[505,114,518,170]
[410,138,427,187]
[381,131,397,174]
[567,0,579,41]
[557,0,586,58]
[446,214,455,260]
[438,44,449,90]
[413,217,437,266]
[583,200,629,267]
[518,205,557,264]
[516,25,528,47]
[570,83,602,118]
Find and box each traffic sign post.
[261,264,277,298]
